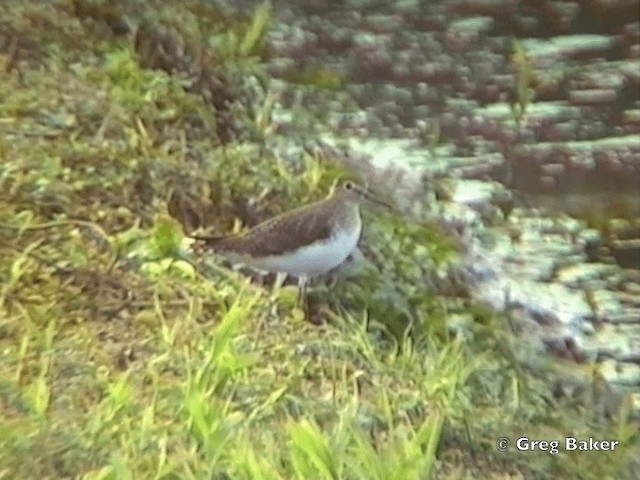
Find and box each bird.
[191,180,391,307]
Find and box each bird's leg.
[269,272,289,306]
[274,272,288,290]
[296,276,309,313]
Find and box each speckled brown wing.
[204,200,337,257]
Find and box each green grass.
[0,1,638,479]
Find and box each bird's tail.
[189,234,227,252]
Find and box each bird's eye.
[344,181,354,190]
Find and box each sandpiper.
[192,180,391,305]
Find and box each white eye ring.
[344,181,354,190]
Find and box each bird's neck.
[331,201,361,232]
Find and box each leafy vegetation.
[508,39,536,129]
[0,1,637,479]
